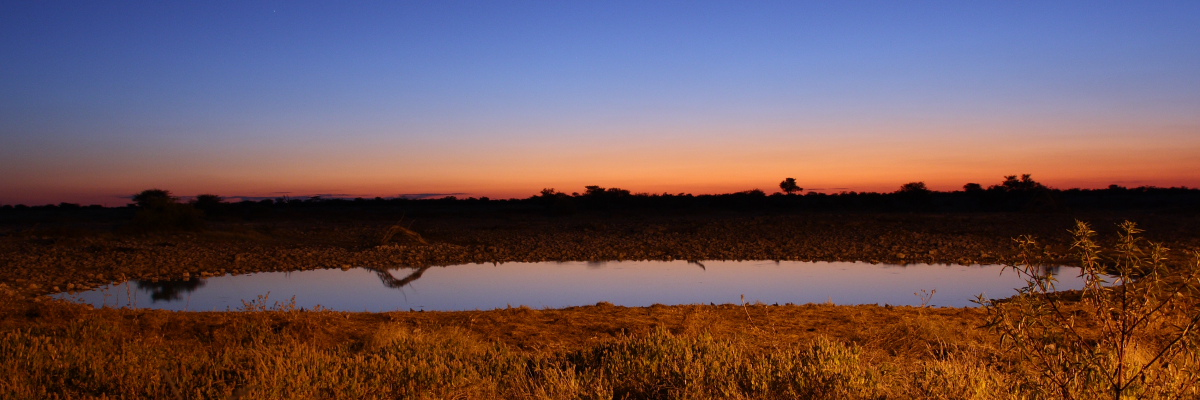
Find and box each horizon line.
[5,182,1198,208]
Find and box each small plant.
[239,292,298,312]
[978,221,1200,399]
[915,289,936,308]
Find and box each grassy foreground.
[3,290,1198,399]
[3,295,1013,400]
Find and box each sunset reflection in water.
[55,261,1089,312]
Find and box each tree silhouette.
[191,194,225,218]
[191,193,221,207]
[136,278,205,302]
[128,188,203,231]
[898,181,930,194]
[132,189,175,210]
[779,178,802,195]
[990,174,1046,192]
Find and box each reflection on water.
[1037,265,1062,276]
[373,266,432,289]
[54,261,1093,312]
[136,278,205,302]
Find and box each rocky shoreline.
[3,210,1197,298]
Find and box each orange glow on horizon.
[3,121,1198,206]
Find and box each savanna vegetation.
[5,175,1198,222]
[2,175,1199,398]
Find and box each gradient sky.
[3,1,1199,206]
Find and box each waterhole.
[54,260,1086,311]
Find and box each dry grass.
[0,295,1019,400]
[3,292,1197,399]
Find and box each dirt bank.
[2,210,1197,297]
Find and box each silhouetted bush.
[897,182,930,194]
[892,182,933,211]
[190,194,226,218]
[989,174,1046,192]
[127,189,204,231]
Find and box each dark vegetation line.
[3,175,1199,226]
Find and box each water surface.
[55,261,1085,311]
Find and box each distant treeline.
[3,176,1198,222]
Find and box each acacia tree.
[779,178,802,195]
[128,188,203,231]
[990,174,1046,192]
[897,181,930,194]
[131,188,175,210]
[190,194,225,217]
[192,193,223,206]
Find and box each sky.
[2,1,1199,206]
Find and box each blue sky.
[2,1,1199,205]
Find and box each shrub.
[126,189,204,231]
[979,221,1200,399]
